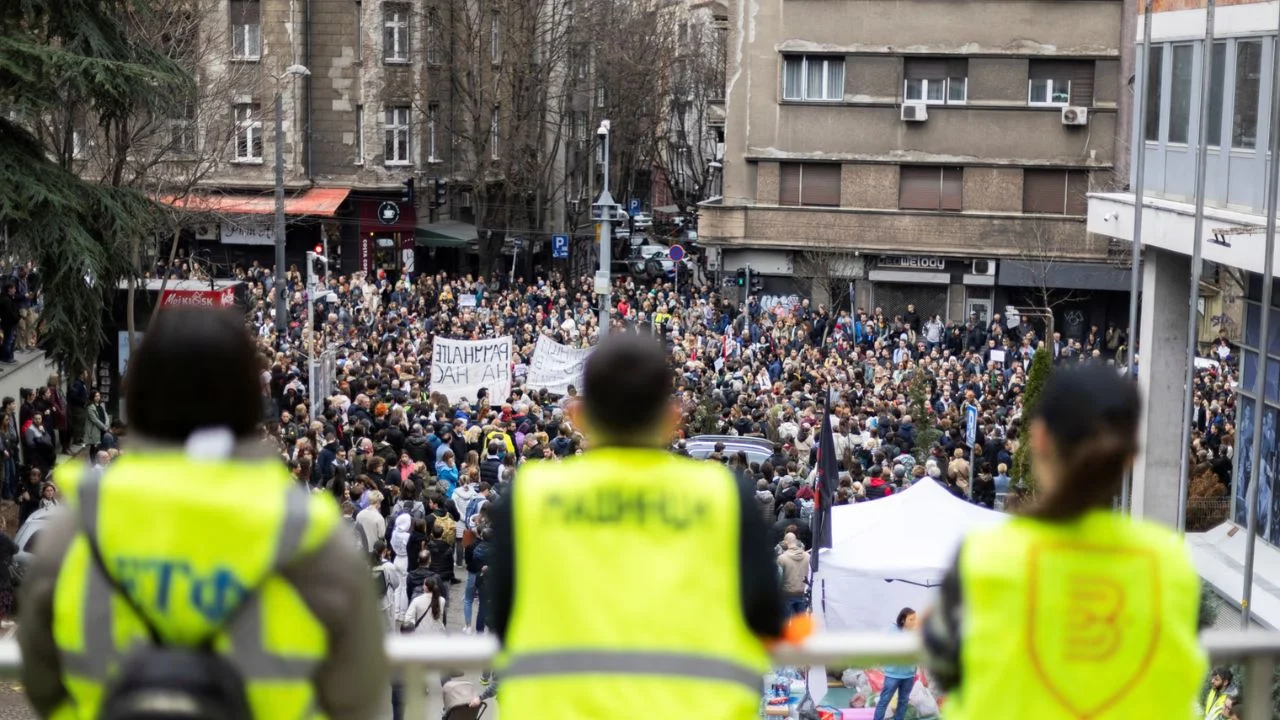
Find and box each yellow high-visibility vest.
[497,447,770,720]
[946,510,1206,720]
[50,454,339,720]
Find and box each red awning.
[160,187,351,217]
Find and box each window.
[1168,44,1194,144]
[596,84,605,108]
[355,1,363,59]
[1207,42,1226,146]
[427,103,439,161]
[383,3,410,63]
[904,58,967,105]
[490,108,500,159]
[72,128,88,159]
[778,163,841,207]
[384,105,411,165]
[491,11,502,64]
[427,9,441,65]
[229,0,261,60]
[782,55,844,102]
[354,104,365,165]
[1028,60,1095,106]
[1234,40,1262,149]
[169,98,197,155]
[1022,169,1088,215]
[1144,46,1163,141]
[233,103,262,161]
[898,166,963,211]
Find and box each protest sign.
[526,335,594,395]
[430,337,512,402]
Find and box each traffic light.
[735,268,747,287]
[434,179,448,208]
[401,177,416,205]
[310,245,327,281]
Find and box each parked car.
[631,212,653,230]
[681,435,775,467]
[626,244,675,279]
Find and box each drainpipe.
[304,0,314,179]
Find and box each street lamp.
[592,120,614,338]
[273,63,311,338]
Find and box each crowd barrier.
[0,632,1272,718]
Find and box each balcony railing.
[0,632,1273,718]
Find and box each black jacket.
[479,456,502,488]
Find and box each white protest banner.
[430,337,512,403]
[526,335,594,395]
[990,349,1007,364]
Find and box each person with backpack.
[372,540,404,632]
[17,308,387,720]
[463,510,495,635]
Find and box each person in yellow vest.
[487,331,784,720]
[1204,667,1234,719]
[922,365,1206,720]
[18,308,387,719]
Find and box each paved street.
[0,565,495,720]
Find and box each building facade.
[1087,0,1280,627]
[698,0,1132,331]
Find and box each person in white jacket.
[389,513,412,574]
[450,482,479,564]
[373,540,405,633]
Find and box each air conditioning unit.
[194,224,217,241]
[459,191,473,208]
[971,259,997,276]
[901,103,928,122]
[1061,106,1089,126]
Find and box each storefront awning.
[997,261,1131,292]
[415,220,477,248]
[159,188,351,217]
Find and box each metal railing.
[0,632,1274,717]
[379,631,1280,720]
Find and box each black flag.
[810,404,839,571]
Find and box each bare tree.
[794,249,862,310]
[1008,220,1089,311]
[38,0,255,350]
[653,11,726,217]
[437,0,578,274]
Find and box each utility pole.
[593,120,614,338]
[271,64,311,339]
[273,90,287,336]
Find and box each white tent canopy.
[813,479,1007,633]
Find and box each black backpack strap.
[77,466,268,651]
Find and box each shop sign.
[877,255,947,271]
[220,221,273,246]
[159,287,238,309]
[359,236,373,274]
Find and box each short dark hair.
[581,333,671,437]
[124,309,262,440]
[896,607,916,628]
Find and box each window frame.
[233,103,263,162]
[490,11,502,64]
[898,166,963,211]
[903,77,967,106]
[229,0,262,61]
[382,3,410,65]
[354,104,365,165]
[1144,45,1163,142]
[1233,39,1263,150]
[426,9,442,65]
[781,54,845,103]
[427,103,440,162]
[490,107,501,160]
[1028,78,1071,106]
[1167,43,1195,145]
[383,105,412,166]
[354,0,363,59]
[1022,169,1088,216]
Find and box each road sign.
[378,201,401,225]
[552,234,570,259]
[629,198,641,215]
[668,244,685,262]
[964,403,978,447]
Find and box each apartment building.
[1087,0,1280,627]
[699,0,1131,331]
[146,0,435,278]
